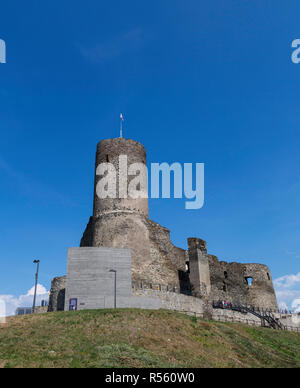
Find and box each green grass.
[0,309,299,368]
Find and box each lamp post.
[109,269,117,309]
[32,260,40,313]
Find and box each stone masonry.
[49,136,278,314]
[48,276,66,312]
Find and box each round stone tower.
[80,136,184,286]
[82,137,152,282]
[93,137,149,219]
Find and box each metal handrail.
[212,301,285,330]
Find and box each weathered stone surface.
[133,288,207,316]
[208,254,278,310]
[279,313,300,329]
[93,138,149,218]
[33,306,48,314]
[188,238,211,297]
[81,138,188,286]
[212,309,262,326]
[48,276,66,312]
[49,136,279,314]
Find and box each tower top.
[120,113,124,138]
[93,137,149,219]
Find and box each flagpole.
[120,114,123,138]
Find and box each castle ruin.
[49,137,278,315]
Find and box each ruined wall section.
[244,263,278,310]
[48,276,66,312]
[146,219,187,285]
[208,255,249,305]
[208,255,278,310]
[133,287,211,317]
[81,215,187,286]
[75,137,279,313]
[84,212,187,286]
[188,238,211,297]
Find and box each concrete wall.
[64,247,161,311]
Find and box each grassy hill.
[0,309,299,368]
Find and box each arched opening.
[186,262,190,273]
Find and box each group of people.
[214,301,295,315]
[217,300,232,309]
[279,309,292,315]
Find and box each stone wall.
[91,212,152,283]
[34,306,48,314]
[188,238,211,297]
[54,136,280,314]
[212,310,300,331]
[82,212,187,286]
[93,138,149,218]
[279,313,300,329]
[48,276,66,312]
[133,288,208,316]
[212,309,262,326]
[208,255,278,310]
[80,214,279,311]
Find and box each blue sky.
[0,1,300,311]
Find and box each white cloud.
[274,272,300,289]
[274,272,300,312]
[0,284,49,317]
[26,284,47,296]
